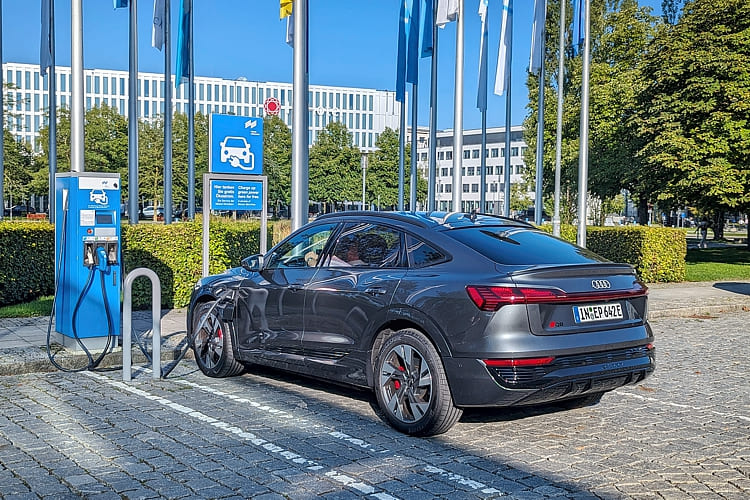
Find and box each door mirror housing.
[241,254,264,272]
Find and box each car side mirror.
[241,254,264,272]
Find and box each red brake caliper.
[394,365,406,389]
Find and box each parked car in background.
[188,211,655,436]
[140,206,164,220]
[3,205,36,217]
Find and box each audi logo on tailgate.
[591,279,611,289]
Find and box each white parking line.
[424,466,503,495]
[621,391,750,422]
[83,372,399,499]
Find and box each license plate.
[573,303,623,323]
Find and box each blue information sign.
[210,180,263,211]
[210,114,263,175]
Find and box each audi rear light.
[466,286,562,311]
[466,283,647,311]
[484,357,556,367]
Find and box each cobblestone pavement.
[0,311,748,499]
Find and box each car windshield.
[445,227,608,265]
[225,138,246,147]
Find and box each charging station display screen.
[95,212,114,225]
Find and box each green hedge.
[0,220,268,308]
[0,221,55,306]
[538,224,686,282]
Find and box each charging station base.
[56,334,117,353]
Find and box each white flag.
[494,0,511,96]
[529,0,546,75]
[436,0,459,27]
[286,12,294,47]
[152,0,165,50]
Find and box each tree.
[262,115,291,215]
[635,0,750,244]
[2,131,35,207]
[364,127,424,210]
[171,111,209,208]
[309,122,362,211]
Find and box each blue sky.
[3,1,664,131]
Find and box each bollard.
[122,268,161,381]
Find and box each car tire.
[374,328,462,436]
[191,301,244,378]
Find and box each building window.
[472,149,479,159]
[446,151,453,160]
[491,148,499,158]
[467,167,475,176]
[490,183,498,192]
[438,151,445,160]
[420,152,427,161]
[441,167,448,176]
[463,150,470,159]
[511,147,519,156]
[515,165,523,174]
[471,184,479,193]
[496,166,502,175]
[445,184,452,193]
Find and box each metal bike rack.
[122,268,161,381]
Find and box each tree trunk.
[637,198,649,225]
[713,211,725,240]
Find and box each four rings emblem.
[591,279,611,289]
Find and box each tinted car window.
[324,223,403,268]
[445,227,608,265]
[265,223,337,269]
[406,234,447,268]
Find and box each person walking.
[696,218,709,249]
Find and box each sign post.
[203,114,268,277]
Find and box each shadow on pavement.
[713,281,750,296]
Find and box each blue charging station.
[55,172,121,351]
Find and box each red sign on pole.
[264,97,280,116]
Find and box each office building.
[2,62,401,152]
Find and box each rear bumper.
[444,344,655,407]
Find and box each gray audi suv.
[188,211,655,436]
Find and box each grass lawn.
[685,246,750,282]
[0,296,53,318]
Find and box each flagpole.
[451,0,464,213]
[0,0,4,220]
[427,0,438,211]
[48,0,57,224]
[290,0,309,231]
[553,0,566,237]
[478,0,489,213]
[502,0,513,217]
[70,0,84,173]
[187,0,195,220]
[409,83,418,210]
[577,0,591,247]
[534,8,545,226]
[128,0,139,224]
[164,0,173,223]
[398,99,405,211]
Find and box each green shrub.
[0,221,55,306]
[122,220,265,309]
[537,224,686,282]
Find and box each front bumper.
[444,344,655,407]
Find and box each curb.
[649,303,749,320]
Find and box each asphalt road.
[1,311,748,499]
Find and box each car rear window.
[445,227,608,265]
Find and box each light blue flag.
[477,0,489,111]
[406,0,420,85]
[176,0,191,87]
[113,0,128,8]
[420,0,433,58]
[396,0,408,102]
[494,0,511,96]
[40,0,52,77]
[529,0,546,75]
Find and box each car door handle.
[288,284,305,292]
[365,287,387,296]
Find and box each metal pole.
[128,0,139,224]
[534,21,545,226]
[290,0,309,230]
[553,0,566,237]
[502,0,513,217]
[187,0,195,220]
[409,83,418,210]
[452,0,464,213]
[577,0,591,247]
[398,99,405,210]
[70,0,84,172]
[427,0,438,211]
[163,0,172,223]
[48,0,57,224]
[361,153,366,209]
[0,0,3,220]
[480,111,486,212]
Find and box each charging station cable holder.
[122,268,162,381]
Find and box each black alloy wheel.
[192,301,244,378]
